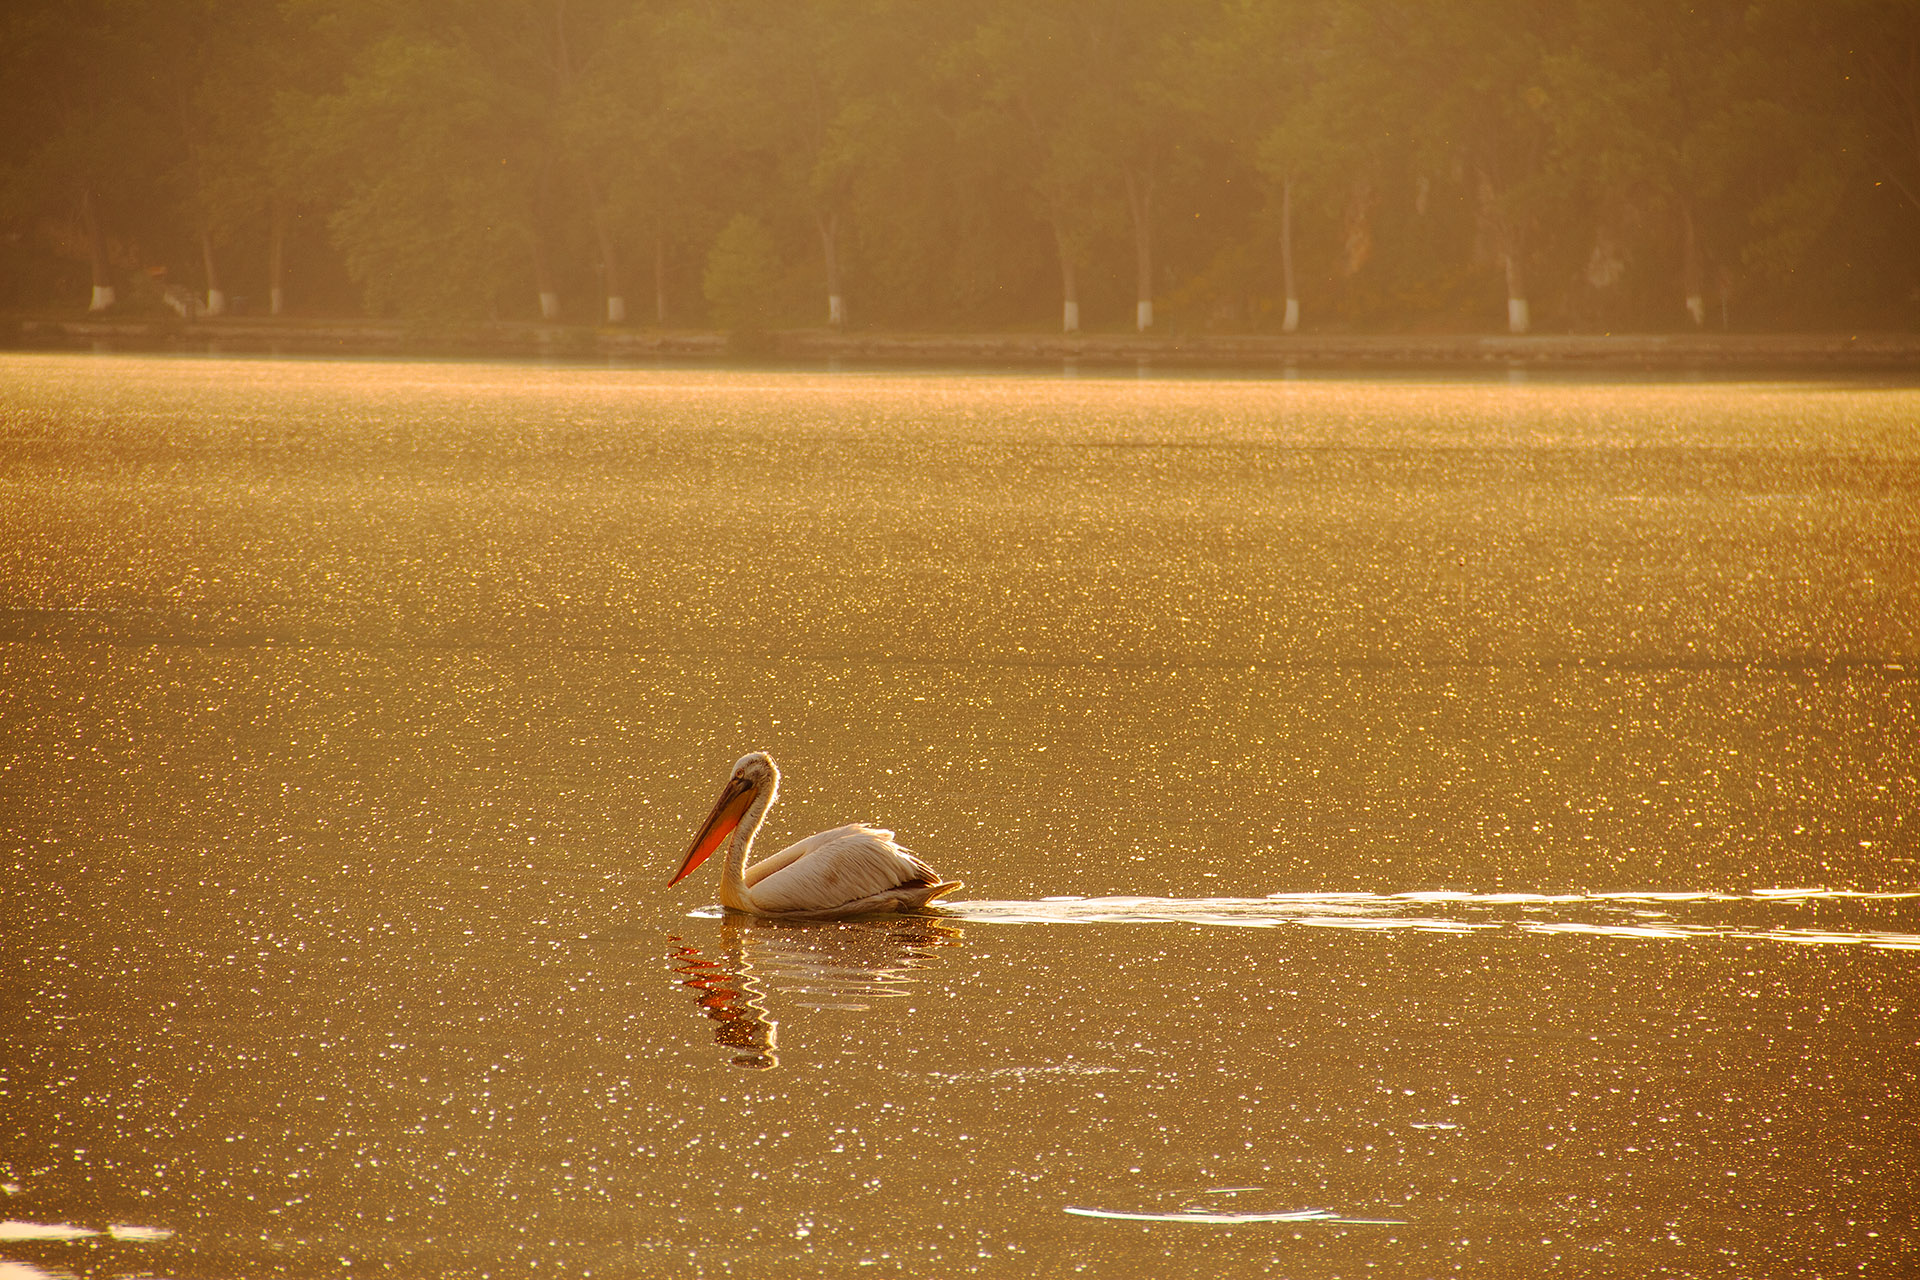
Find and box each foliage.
[0,0,1914,330]
[702,214,781,331]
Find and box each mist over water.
[1,354,1915,1278]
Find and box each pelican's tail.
[902,879,965,911]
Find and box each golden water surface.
[1,355,1915,1277]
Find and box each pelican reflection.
[666,915,962,1068]
[668,923,779,1068]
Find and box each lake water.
[0,354,1915,1278]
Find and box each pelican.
[668,752,962,919]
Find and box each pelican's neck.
[719,780,777,912]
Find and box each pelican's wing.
[747,824,943,916]
[744,823,886,888]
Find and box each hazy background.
[3,0,1917,334]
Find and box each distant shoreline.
[8,315,1920,372]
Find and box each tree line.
[3,0,1915,334]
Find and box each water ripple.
[1063,1188,1407,1226]
[943,888,1920,949]
[1065,1205,1406,1225]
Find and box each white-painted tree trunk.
[83,189,114,312]
[1280,177,1300,333]
[200,229,226,316]
[581,170,625,328]
[1681,200,1706,327]
[819,211,845,329]
[530,226,559,323]
[1504,248,1529,333]
[268,198,288,316]
[1053,221,1080,334]
[655,235,668,324]
[1124,166,1154,332]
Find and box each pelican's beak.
[669,774,756,886]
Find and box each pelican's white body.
[733,821,951,917]
[674,753,961,919]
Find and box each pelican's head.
[668,751,780,887]
[731,751,780,794]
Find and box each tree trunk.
[654,233,668,325]
[1681,199,1706,326]
[1505,245,1529,334]
[201,227,227,316]
[582,172,624,323]
[819,210,844,327]
[81,188,114,312]
[1124,166,1154,331]
[602,261,626,322]
[268,198,288,316]
[1342,179,1375,275]
[1476,167,1528,333]
[1052,219,1080,333]
[1280,176,1299,333]
[532,233,559,321]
